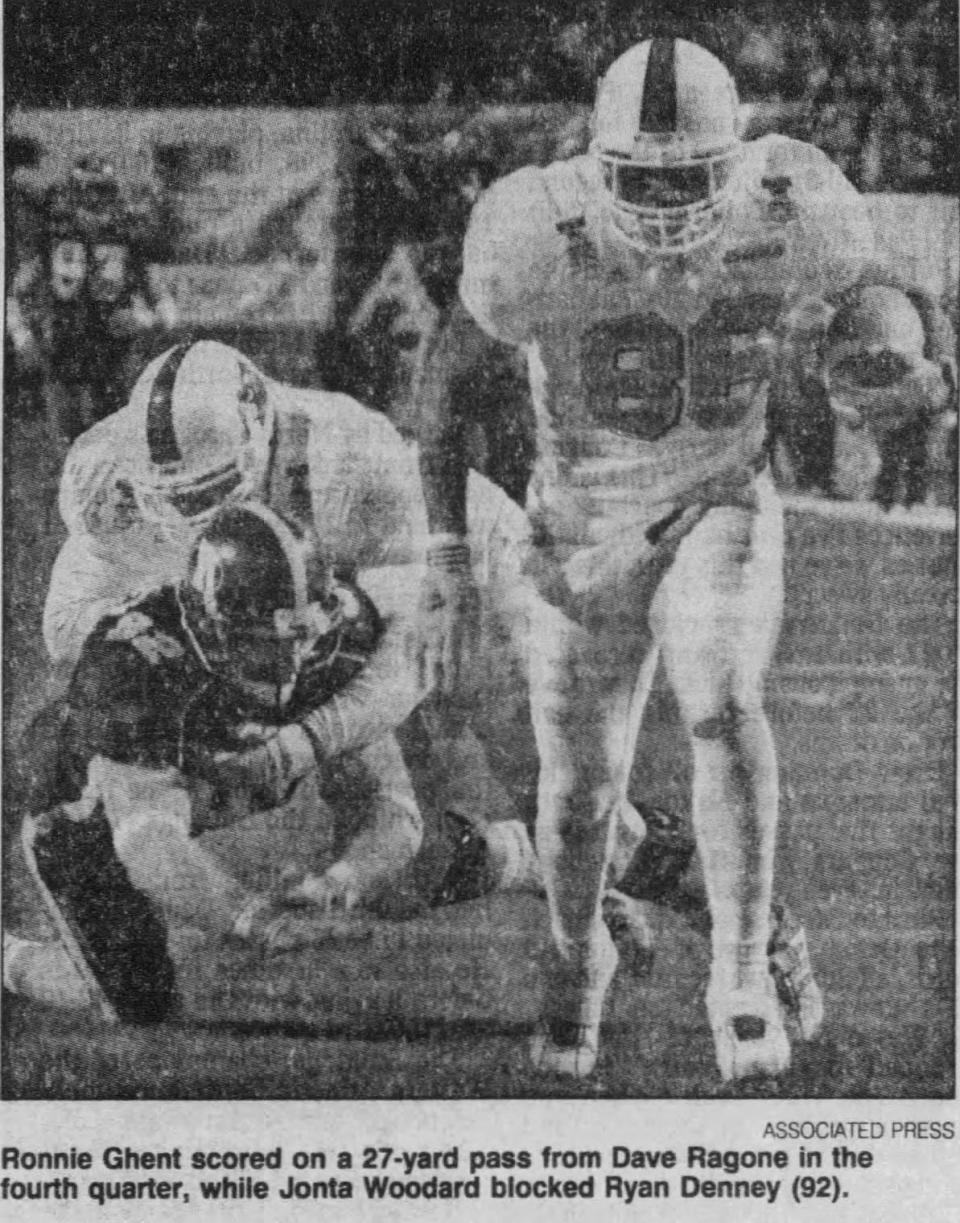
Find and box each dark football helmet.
[180,502,381,712]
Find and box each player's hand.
[283,864,360,915]
[417,535,480,697]
[197,725,317,815]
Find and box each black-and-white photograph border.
[2,1,957,1217]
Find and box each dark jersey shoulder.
[63,587,214,776]
[16,580,384,818]
[287,578,383,719]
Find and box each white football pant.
[528,473,783,1001]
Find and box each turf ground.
[1,413,955,1100]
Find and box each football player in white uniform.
[416,37,874,1081]
[42,340,531,916]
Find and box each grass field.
[1,414,955,1100]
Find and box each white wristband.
[427,532,468,548]
[231,897,269,941]
[427,534,470,571]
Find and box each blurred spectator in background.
[4,134,47,422]
[6,157,177,461]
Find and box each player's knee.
[690,695,766,744]
[111,809,190,893]
[539,773,620,842]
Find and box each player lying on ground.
[416,36,875,1081]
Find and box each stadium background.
[2,0,957,1098]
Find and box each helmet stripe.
[233,501,309,612]
[638,37,677,134]
[146,342,191,465]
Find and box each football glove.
[199,723,317,816]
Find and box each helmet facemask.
[597,143,740,255]
[136,454,255,532]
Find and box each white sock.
[486,820,543,893]
[3,932,90,1010]
[607,800,648,883]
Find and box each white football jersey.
[46,388,526,665]
[460,134,875,547]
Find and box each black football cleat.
[616,802,696,902]
[430,811,497,908]
[21,803,178,1025]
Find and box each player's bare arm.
[416,299,494,695]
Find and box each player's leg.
[21,800,178,1024]
[430,498,684,965]
[527,583,656,1076]
[654,474,794,1079]
[423,481,546,902]
[285,733,425,911]
[91,757,372,955]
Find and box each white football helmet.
[127,341,276,529]
[591,37,742,255]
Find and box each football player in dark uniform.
[12,502,407,1023]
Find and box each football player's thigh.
[205,772,338,884]
[653,479,784,718]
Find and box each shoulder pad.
[59,408,142,537]
[462,163,571,343]
[540,155,595,230]
[742,134,858,209]
[66,590,200,768]
[739,135,874,295]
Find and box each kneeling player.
[10,503,418,1023]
